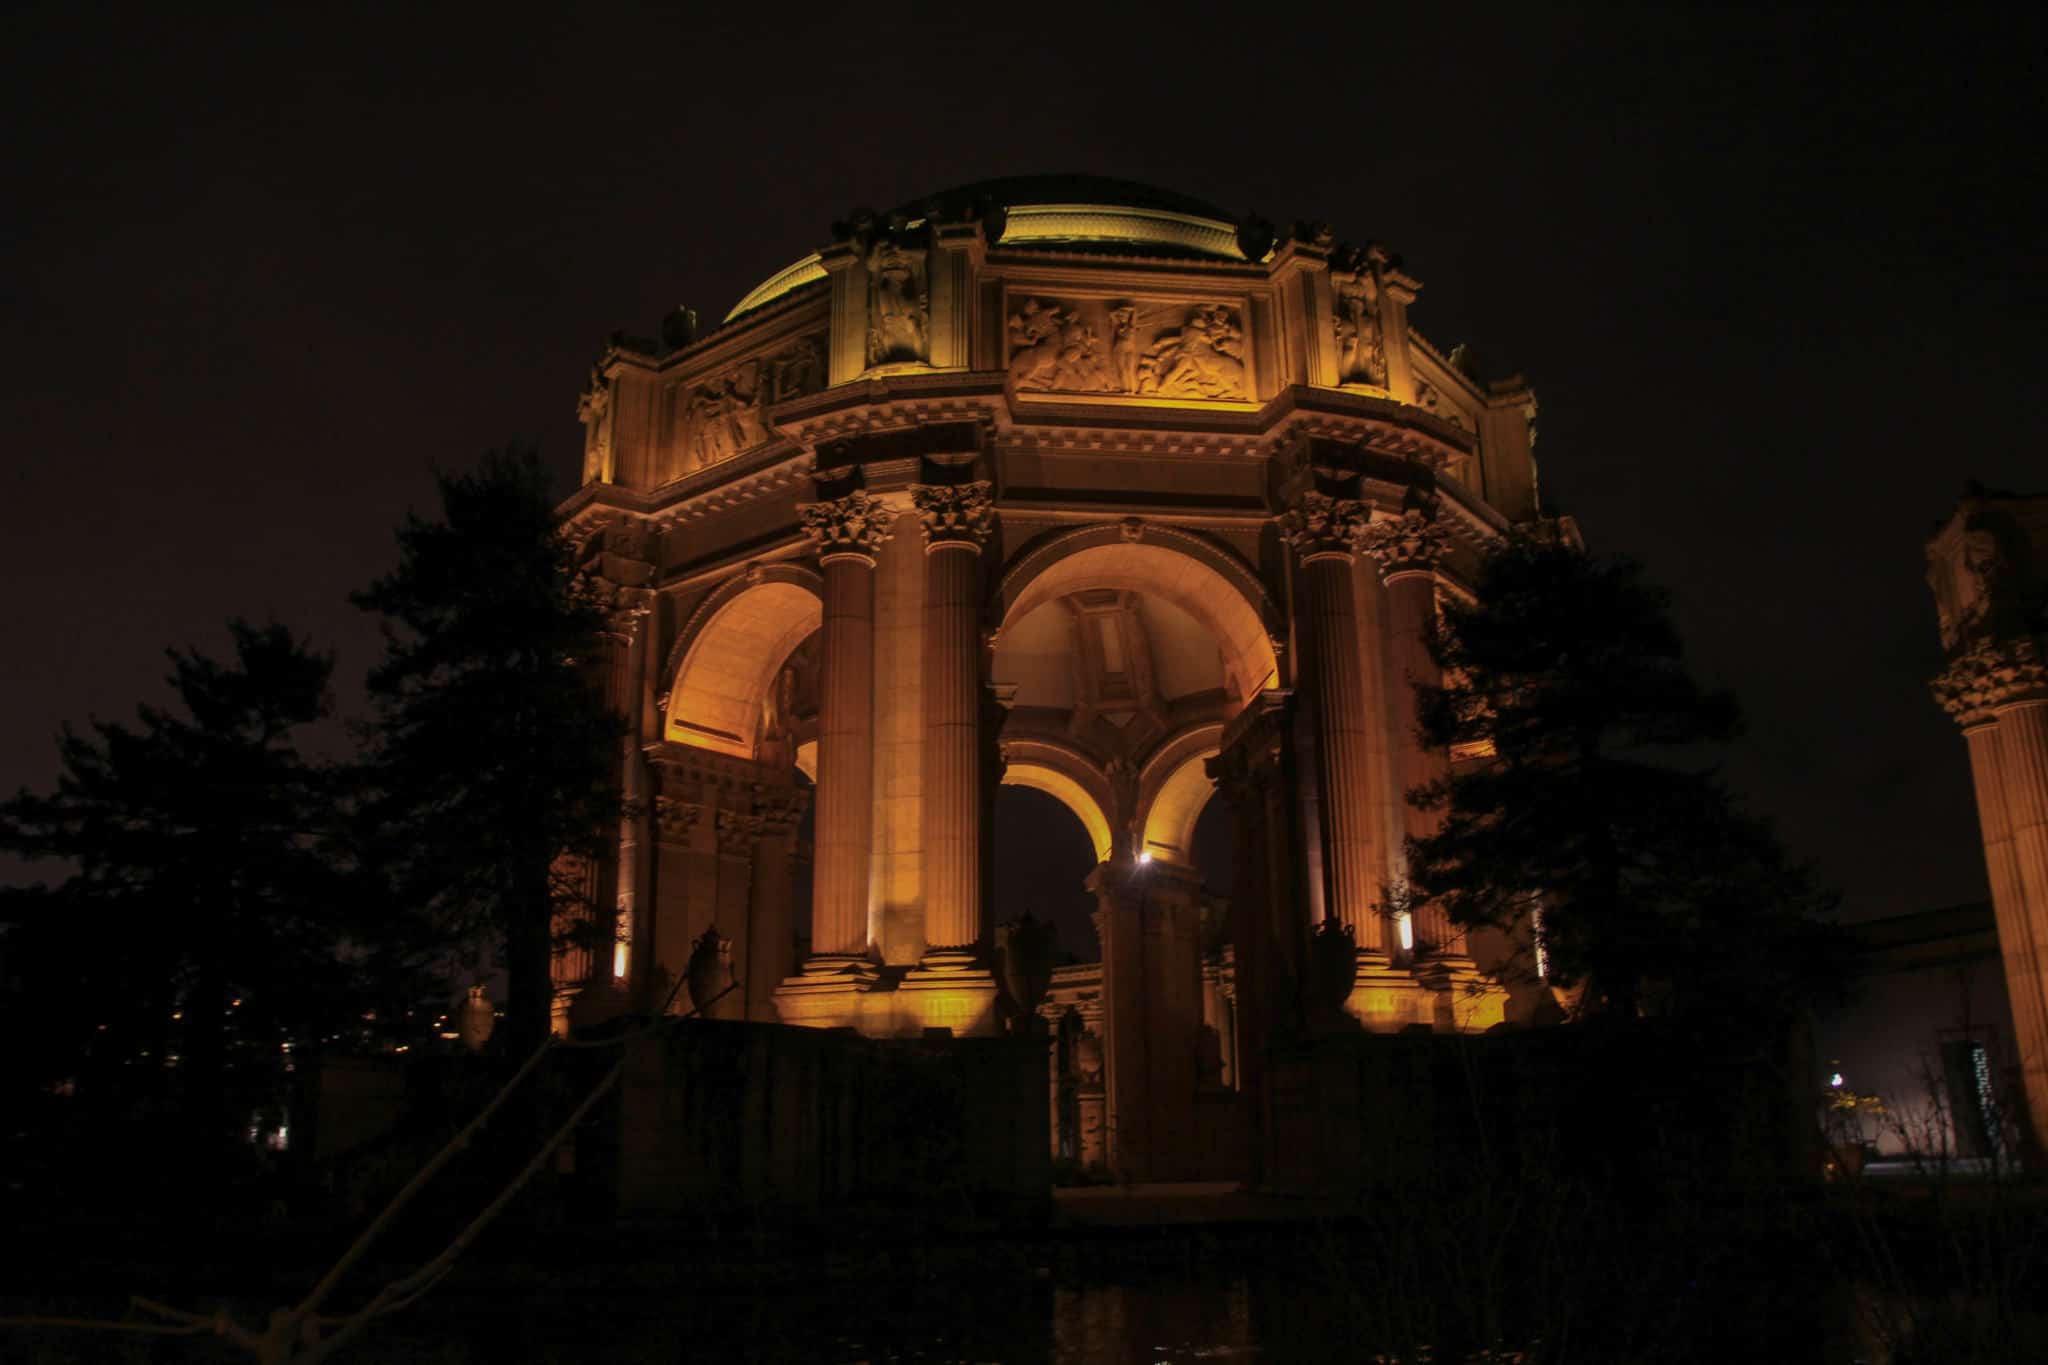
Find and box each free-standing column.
[799,489,893,967]
[914,480,996,957]
[1280,491,1387,954]
[1360,506,1458,958]
[746,788,806,1022]
[1937,641,2048,1146]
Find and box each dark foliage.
[1408,529,1845,1019]
[352,449,624,1055]
[0,621,351,1137]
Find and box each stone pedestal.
[1090,859,1206,1181]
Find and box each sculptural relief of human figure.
[1334,271,1388,387]
[865,235,929,367]
[1140,304,1246,399]
[1008,299,1064,390]
[577,367,612,483]
[1108,303,1140,393]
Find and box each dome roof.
[724,176,1251,323]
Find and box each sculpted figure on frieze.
[1007,296,1249,400]
[577,365,612,484]
[680,336,826,472]
[1139,303,1247,399]
[1331,249,1389,388]
[860,216,931,367]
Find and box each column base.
[1415,954,1508,1033]
[772,954,878,1029]
[1346,951,1434,1033]
[899,952,1000,1037]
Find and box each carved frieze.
[1359,506,1453,580]
[1932,636,2048,727]
[1007,297,1249,400]
[913,480,996,549]
[678,336,824,472]
[1279,490,1369,561]
[800,487,895,560]
[576,366,613,484]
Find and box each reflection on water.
[355,1265,1522,1365]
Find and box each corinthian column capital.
[1279,490,1369,563]
[800,488,895,562]
[912,480,996,551]
[1359,507,1453,581]
[1932,636,2048,727]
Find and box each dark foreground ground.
[7,1176,2046,1364]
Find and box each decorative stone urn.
[995,912,1057,1029]
[456,985,495,1051]
[686,925,734,1016]
[1307,918,1360,1030]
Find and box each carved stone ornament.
[653,795,702,845]
[571,571,655,639]
[680,336,825,472]
[1413,379,1470,432]
[800,487,895,560]
[1008,297,1248,400]
[716,809,765,857]
[852,215,931,367]
[752,785,811,837]
[1332,271,1388,388]
[1279,490,1370,561]
[913,480,996,550]
[1931,636,2048,727]
[577,366,613,484]
[1359,507,1454,580]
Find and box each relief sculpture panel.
[675,335,824,472]
[1007,296,1249,400]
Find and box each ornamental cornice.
[644,741,782,798]
[799,487,895,559]
[913,480,997,549]
[1265,409,1469,468]
[1279,489,1370,561]
[1931,636,2048,727]
[649,456,816,532]
[1359,506,1454,580]
[998,424,1265,460]
[777,388,1004,449]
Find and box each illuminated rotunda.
[555,177,1557,1178]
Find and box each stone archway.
[644,566,822,1025]
[661,565,824,758]
[990,526,1260,1181]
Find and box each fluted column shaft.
[1298,551,1385,952]
[1988,704,2048,1137]
[812,552,876,959]
[1383,569,1453,950]
[1361,506,1458,959]
[909,480,996,958]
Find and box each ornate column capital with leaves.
[1933,636,2048,728]
[912,480,996,552]
[1279,490,1370,563]
[800,487,895,564]
[1359,506,1453,582]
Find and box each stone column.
[646,791,703,1013]
[776,490,891,1026]
[900,480,1002,1035]
[746,788,806,1023]
[711,811,759,1021]
[1088,859,1204,1181]
[1936,641,2048,1144]
[1360,506,1457,956]
[1279,491,1387,956]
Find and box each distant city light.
[1830,1072,1844,1088]
[1138,851,1152,865]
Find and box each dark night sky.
[4,6,2041,944]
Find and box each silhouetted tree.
[0,621,348,1138]
[1408,528,1840,1019]
[352,449,623,1056]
